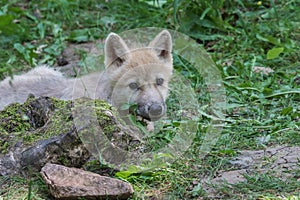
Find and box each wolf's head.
[104,30,173,121]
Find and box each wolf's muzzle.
[137,102,165,121]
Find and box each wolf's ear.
[149,30,172,63]
[105,33,130,68]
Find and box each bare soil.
[202,145,300,196]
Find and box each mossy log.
[0,96,142,176]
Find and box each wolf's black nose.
[149,103,163,116]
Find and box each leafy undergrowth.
[0,0,299,199]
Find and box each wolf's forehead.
[126,49,161,68]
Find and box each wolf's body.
[0,30,173,121]
[0,66,109,104]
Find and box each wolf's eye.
[156,78,164,86]
[129,82,139,90]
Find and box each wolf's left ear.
[105,33,130,68]
[149,30,172,63]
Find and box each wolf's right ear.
[149,30,173,64]
[105,33,130,68]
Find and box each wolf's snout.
[136,102,165,121]
[149,103,163,116]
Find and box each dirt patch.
[230,146,300,179]
[54,40,105,77]
[202,145,300,196]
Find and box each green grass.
[0,175,49,199]
[0,0,300,199]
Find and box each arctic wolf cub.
[0,30,173,121]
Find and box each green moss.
[74,98,122,140]
[20,97,73,144]
[0,96,121,155]
[0,101,32,154]
[38,101,73,140]
[0,102,31,133]
[0,97,73,153]
[94,100,121,139]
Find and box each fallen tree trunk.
[0,96,142,176]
